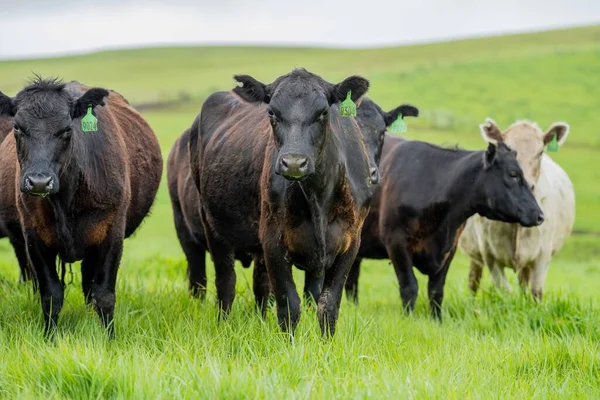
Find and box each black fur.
[0,91,14,117]
[71,88,109,119]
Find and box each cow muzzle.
[277,153,313,180]
[22,173,56,197]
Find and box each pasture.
[0,25,599,398]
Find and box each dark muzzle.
[277,154,311,180]
[22,173,55,196]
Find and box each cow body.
[190,69,373,336]
[0,79,162,337]
[343,137,543,318]
[459,119,575,299]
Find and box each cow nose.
[279,154,309,179]
[369,167,380,184]
[24,174,53,195]
[536,211,545,225]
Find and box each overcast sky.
[0,0,598,60]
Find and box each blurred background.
[1,1,599,296]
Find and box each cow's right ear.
[383,104,419,126]
[479,117,503,145]
[71,88,109,119]
[0,91,15,117]
[232,75,270,103]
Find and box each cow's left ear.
[544,122,569,146]
[71,88,109,119]
[383,104,419,126]
[330,76,369,104]
[0,91,15,117]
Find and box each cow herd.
[0,69,575,340]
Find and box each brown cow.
[0,78,162,338]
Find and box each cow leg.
[517,267,531,295]
[80,257,94,306]
[25,232,62,338]
[85,233,124,339]
[387,240,417,313]
[467,257,484,295]
[427,263,451,321]
[489,263,512,292]
[252,257,271,318]
[11,238,33,284]
[173,206,207,299]
[317,240,359,337]
[264,239,300,334]
[303,271,323,306]
[530,256,550,301]
[344,257,361,304]
[183,243,207,300]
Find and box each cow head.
[480,118,569,191]
[356,98,418,184]
[0,77,108,196]
[232,68,369,181]
[475,140,544,227]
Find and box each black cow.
[190,68,373,336]
[345,139,544,318]
[0,79,163,338]
[167,127,253,299]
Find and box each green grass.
[0,25,599,398]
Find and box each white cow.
[459,118,575,300]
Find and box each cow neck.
[45,142,82,260]
[444,151,485,230]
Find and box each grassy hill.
[0,25,599,398]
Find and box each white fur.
[460,124,576,299]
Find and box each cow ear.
[71,88,109,119]
[232,75,270,103]
[0,91,15,117]
[331,76,369,104]
[544,122,569,146]
[383,104,419,126]
[479,118,503,145]
[484,142,497,168]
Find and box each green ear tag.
[81,105,98,132]
[547,134,559,152]
[339,90,356,117]
[390,116,407,134]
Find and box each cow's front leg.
[263,236,300,334]
[317,240,359,338]
[84,230,125,339]
[24,231,62,339]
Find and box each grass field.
[0,25,599,398]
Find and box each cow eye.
[13,124,26,136]
[317,109,328,122]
